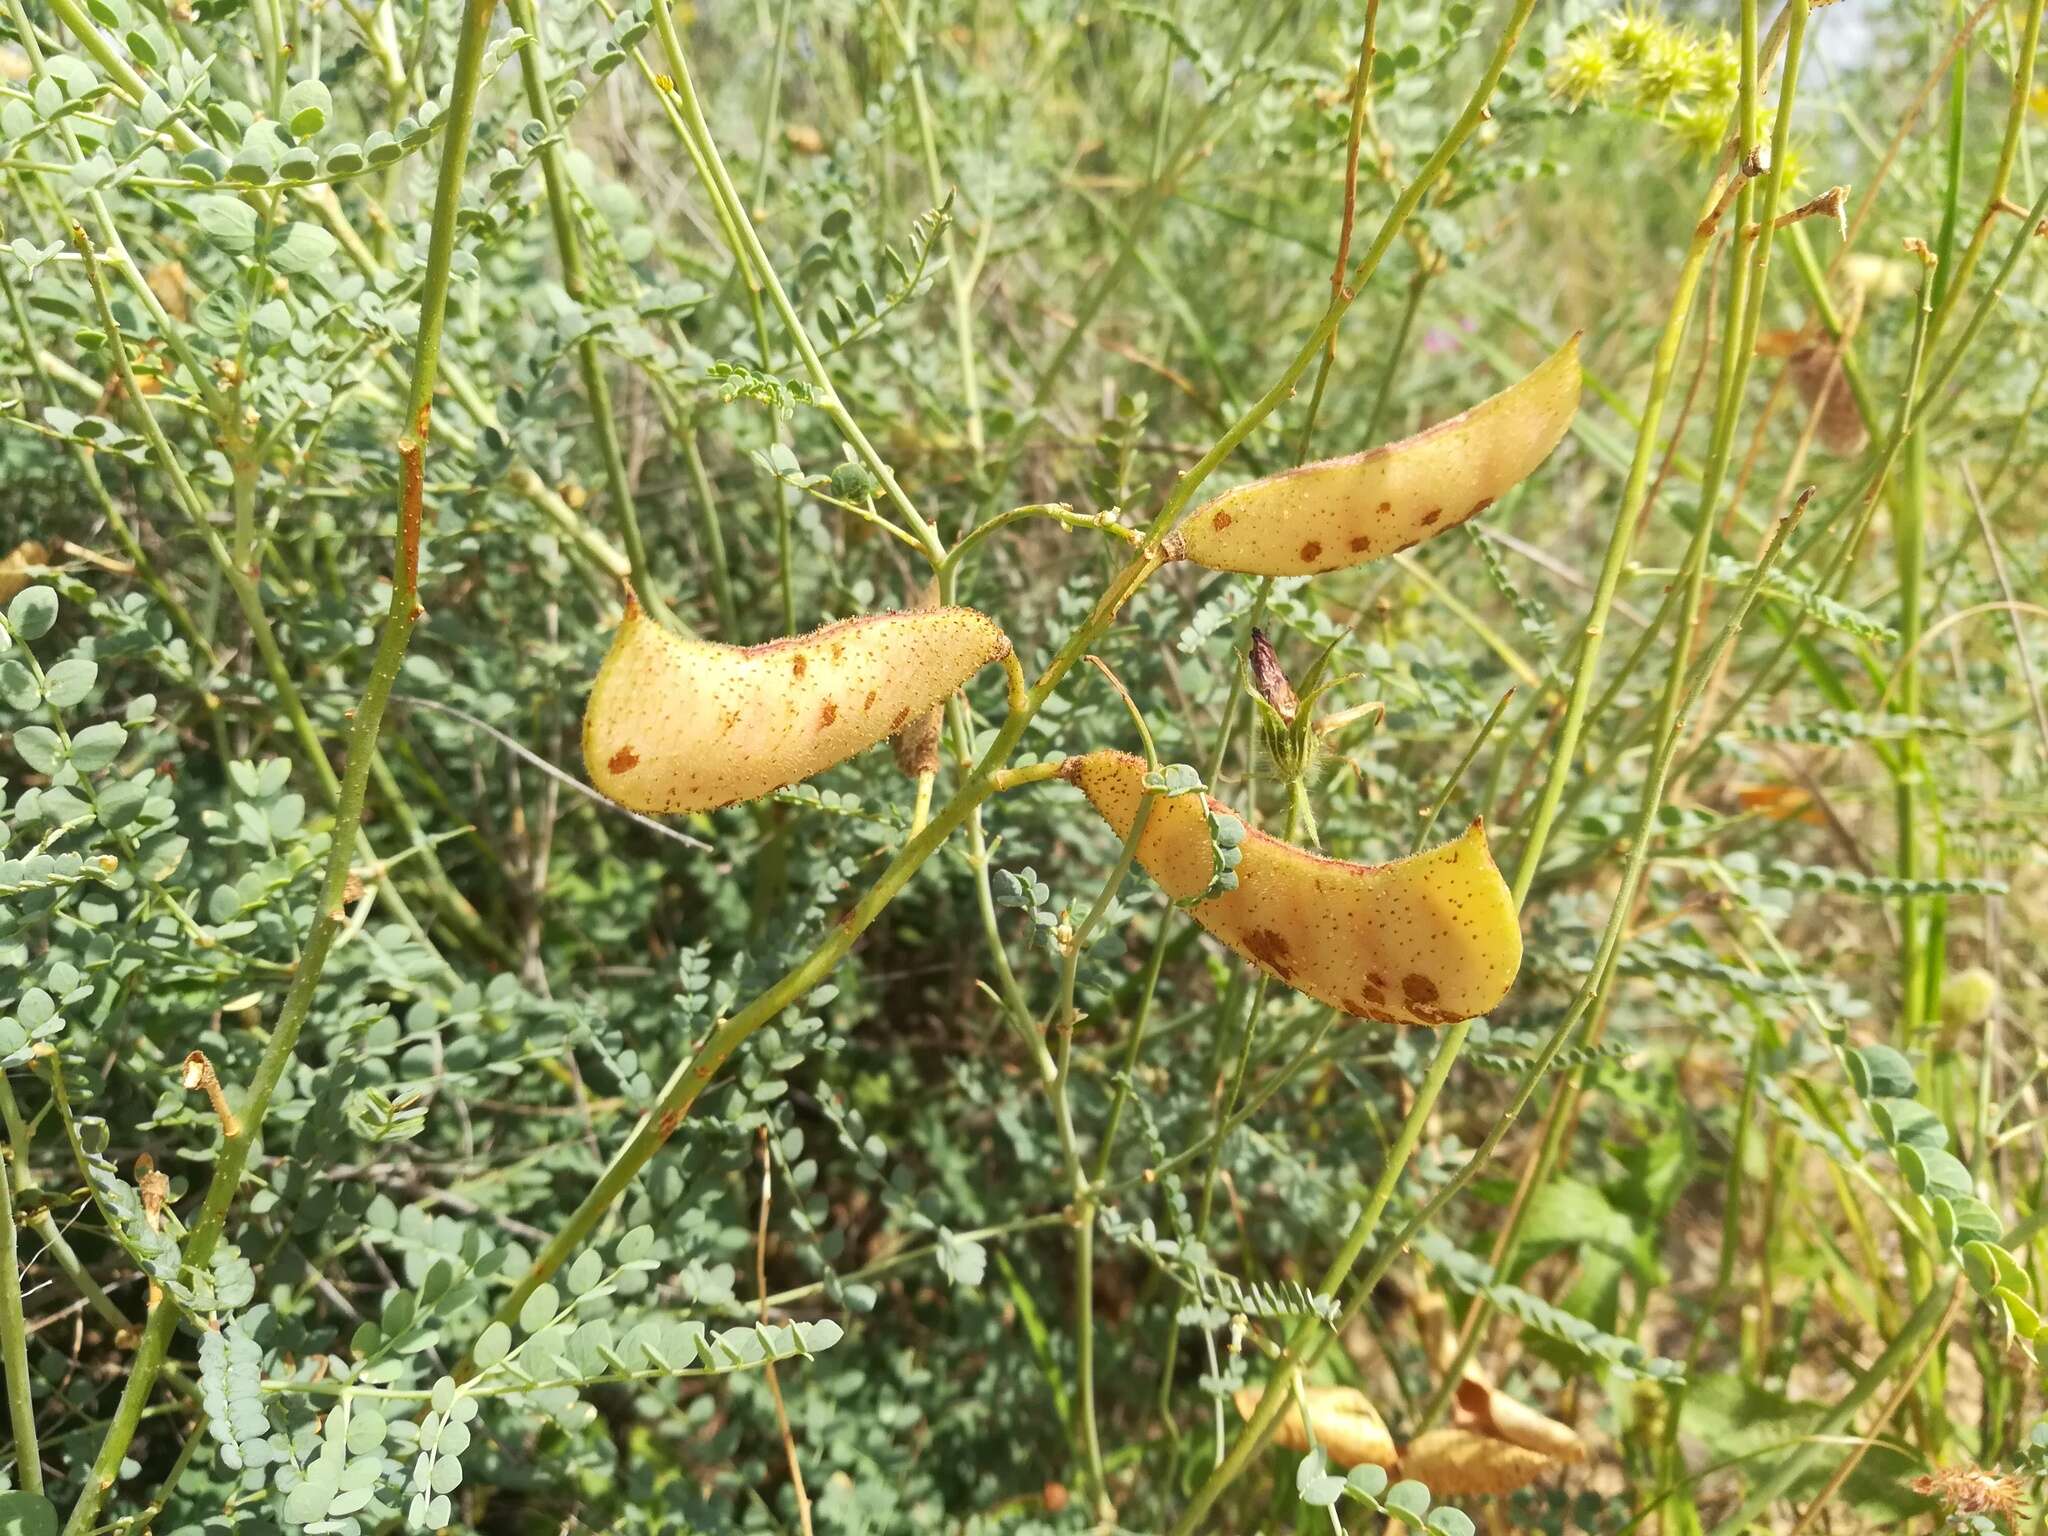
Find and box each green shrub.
[0,2,2043,1533]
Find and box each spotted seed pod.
[1171,337,1581,577]
[584,595,1010,814]
[1060,750,1522,1026]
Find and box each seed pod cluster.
[1061,750,1521,1026]
[1235,1374,1582,1495]
[583,596,1010,815]
[1172,337,1581,577]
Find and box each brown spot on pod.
[1402,973,1440,1006]
[792,654,807,677]
[1300,540,1322,563]
[1350,535,1371,552]
[1469,496,1495,518]
[1245,928,1293,975]
[818,700,839,729]
[1213,510,1234,531]
[607,745,640,774]
[1420,507,1443,526]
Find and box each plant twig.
[57,6,503,1527]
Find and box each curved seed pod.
[1453,1377,1585,1464]
[1061,751,1521,1025]
[0,540,48,603]
[1173,337,1581,576]
[584,597,1010,814]
[1236,1386,1396,1469]
[1398,1427,1557,1496]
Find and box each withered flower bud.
[1248,628,1298,725]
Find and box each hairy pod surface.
[1237,1385,1396,1468]
[1174,337,1581,576]
[1062,751,1521,1025]
[583,598,1010,814]
[1397,1427,1558,1496]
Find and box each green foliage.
[0,1,2043,1534]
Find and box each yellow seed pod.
[583,597,1009,814]
[1060,751,1521,1025]
[1398,1427,1557,1496]
[1236,1385,1396,1469]
[1172,338,1581,577]
[1453,1378,1585,1464]
[0,540,48,603]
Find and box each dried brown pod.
[0,540,48,603]
[1787,339,1867,456]
[1453,1377,1585,1464]
[1236,1385,1397,1469]
[890,699,944,778]
[147,260,190,321]
[1398,1426,1556,1495]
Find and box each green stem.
[1704,1279,1960,1536]
[506,0,666,619]
[889,0,986,461]
[0,1111,39,1492]
[492,0,1534,1390]
[1413,686,1517,853]
[57,6,500,1527]
[1424,0,1812,1421]
[680,426,741,636]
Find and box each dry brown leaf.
[0,540,48,604]
[1236,1385,1397,1468]
[1399,1427,1556,1495]
[1787,340,1868,456]
[1735,782,1824,825]
[147,260,190,321]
